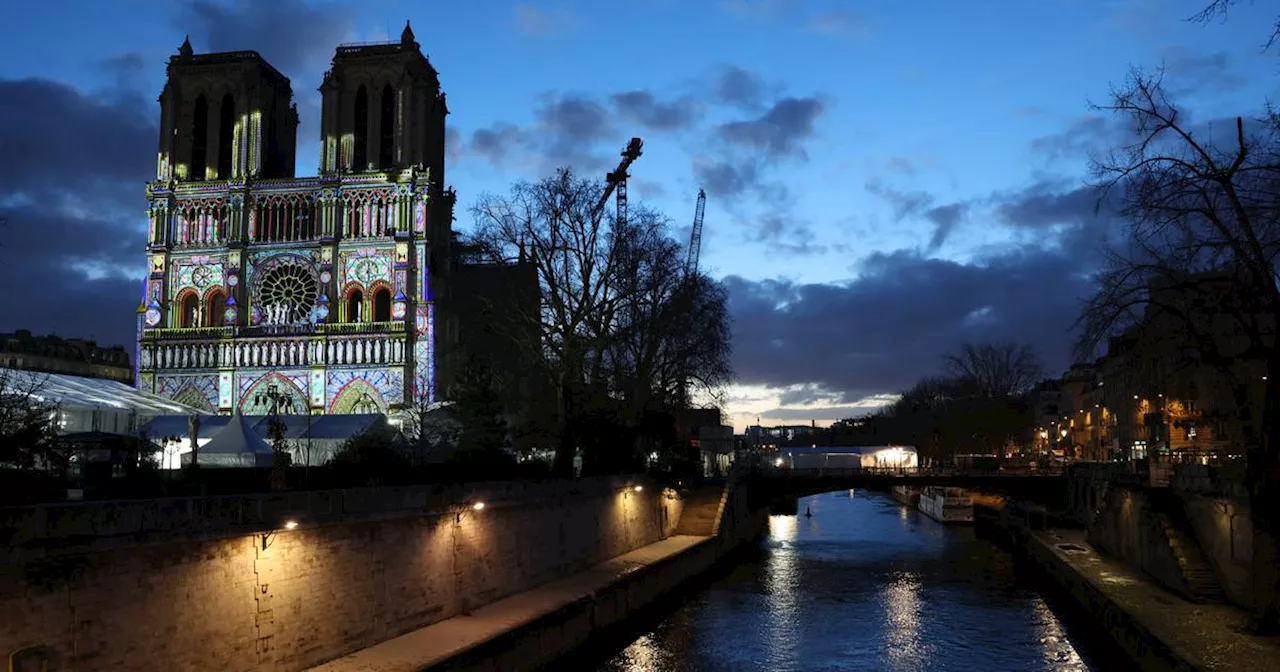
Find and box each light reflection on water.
[585,492,1108,672]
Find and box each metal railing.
[749,465,1067,479]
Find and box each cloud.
[610,90,701,131]
[864,180,968,252]
[176,0,354,75]
[1158,46,1247,95]
[717,96,826,158]
[0,77,153,349]
[721,174,1132,405]
[512,3,581,37]
[713,65,769,111]
[809,11,871,38]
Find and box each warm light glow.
[774,457,784,467]
[472,501,485,511]
[283,520,298,530]
[633,485,644,493]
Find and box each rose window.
[256,261,319,325]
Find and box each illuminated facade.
[137,24,454,416]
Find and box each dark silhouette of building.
[1,330,132,384]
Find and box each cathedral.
[136,23,457,416]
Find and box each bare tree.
[943,341,1043,398]
[0,367,59,472]
[1191,1,1280,52]
[470,167,733,475]
[1075,70,1280,632]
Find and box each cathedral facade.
[136,24,455,416]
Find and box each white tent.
[181,413,275,468]
[0,368,202,436]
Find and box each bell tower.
[318,21,448,181]
[156,36,299,182]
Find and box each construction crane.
[685,189,706,276]
[595,137,643,225]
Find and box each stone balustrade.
[140,335,408,370]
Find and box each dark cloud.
[0,77,152,349]
[923,202,968,253]
[717,97,825,158]
[726,242,1093,402]
[0,78,153,210]
[864,179,968,252]
[723,171,1135,400]
[1159,46,1247,95]
[610,90,700,131]
[714,65,768,110]
[176,0,354,75]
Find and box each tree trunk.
[552,380,576,477]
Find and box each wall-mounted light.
[261,519,299,551]
[456,501,485,524]
[632,485,644,493]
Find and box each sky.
[0,0,1274,432]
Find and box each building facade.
[136,24,455,416]
[1,330,133,384]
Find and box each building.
[1,331,133,384]
[1027,379,1061,455]
[136,24,458,416]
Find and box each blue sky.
[0,0,1273,431]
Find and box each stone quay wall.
[0,476,682,672]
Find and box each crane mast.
[595,137,644,225]
[685,189,706,276]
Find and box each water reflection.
[582,492,1106,672]
[764,515,800,671]
[881,570,930,670]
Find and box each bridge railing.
[746,465,1066,479]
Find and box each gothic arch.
[173,385,216,412]
[353,84,369,171]
[371,283,392,322]
[343,283,365,323]
[239,373,308,415]
[203,287,227,327]
[329,379,386,415]
[378,82,395,169]
[190,94,209,180]
[216,93,236,179]
[176,289,200,328]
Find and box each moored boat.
[918,486,973,523]
[892,485,920,507]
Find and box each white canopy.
[182,413,275,468]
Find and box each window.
[207,290,226,327]
[216,94,235,179]
[353,85,368,171]
[179,293,199,328]
[347,289,364,323]
[373,287,391,322]
[379,83,395,168]
[191,95,209,180]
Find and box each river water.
[567,491,1120,672]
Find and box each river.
[561,490,1121,672]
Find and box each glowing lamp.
[633,485,643,493]
[472,501,485,511]
[283,520,298,530]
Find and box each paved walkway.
[1034,529,1280,672]
[309,535,710,672]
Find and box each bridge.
[742,466,1070,511]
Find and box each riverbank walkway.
[309,535,708,672]
[1033,529,1280,672]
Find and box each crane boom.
[685,188,706,275]
[594,137,643,224]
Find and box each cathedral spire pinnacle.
[400,20,416,48]
[178,35,193,58]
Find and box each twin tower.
[155,22,447,185]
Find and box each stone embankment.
[311,481,765,672]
